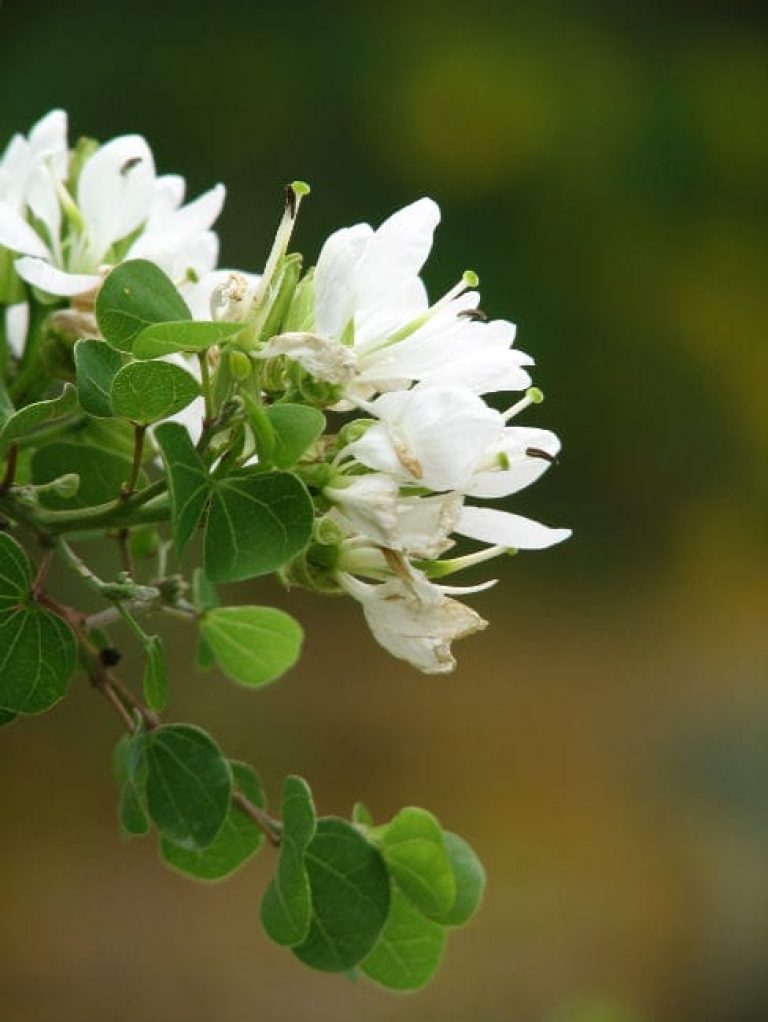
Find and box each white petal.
[0,202,49,257]
[14,256,100,297]
[356,197,440,300]
[468,427,561,498]
[325,473,400,547]
[5,302,29,358]
[129,183,225,260]
[77,134,156,258]
[28,109,68,163]
[395,492,462,558]
[456,505,571,550]
[26,164,62,260]
[314,222,373,338]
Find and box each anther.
[526,447,558,463]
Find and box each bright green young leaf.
[143,635,169,712]
[140,724,232,850]
[293,818,390,972]
[200,606,303,688]
[0,384,77,456]
[74,339,123,417]
[431,831,486,927]
[161,761,265,881]
[380,807,455,919]
[31,442,145,509]
[133,320,244,358]
[267,404,326,469]
[0,709,18,727]
[352,802,375,828]
[261,775,316,946]
[204,469,313,582]
[361,885,447,991]
[111,361,200,425]
[0,533,77,715]
[154,422,209,554]
[96,259,191,352]
[113,733,150,838]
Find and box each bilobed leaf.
[204,469,313,582]
[200,606,303,688]
[361,885,447,991]
[0,384,77,456]
[0,533,76,715]
[430,831,486,927]
[111,361,200,425]
[143,635,169,712]
[161,761,265,880]
[133,320,244,358]
[261,775,316,946]
[155,422,209,554]
[140,724,232,850]
[267,404,326,468]
[96,259,191,352]
[293,818,390,972]
[379,807,455,919]
[114,732,150,837]
[74,339,123,417]
[31,442,146,509]
[352,802,375,828]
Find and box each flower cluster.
[0,111,570,674]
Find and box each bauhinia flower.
[0,110,225,351]
[244,198,533,404]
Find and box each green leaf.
[352,802,375,828]
[267,404,326,469]
[192,568,219,611]
[0,384,77,456]
[140,724,232,850]
[361,885,447,991]
[431,831,486,927]
[161,761,265,880]
[154,422,209,554]
[0,709,18,727]
[261,775,316,946]
[31,442,145,509]
[74,339,123,417]
[133,320,244,358]
[293,818,390,972]
[0,533,76,715]
[379,808,455,919]
[143,635,169,712]
[111,361,200,425]
[200,606,303,688]
[96,260,191,352]
[114,734,150,837]
[204,469,313,582]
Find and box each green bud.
[229,350,252,381]
[314,516,344,546]
[130,525,161,560]
[51,473,80,499]
[258,252,303,341]
[282,268,316,333]
[337,418,375,449]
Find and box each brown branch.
[232,790,282,847]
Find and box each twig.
[121,425,146,500]
[232,790,282,846]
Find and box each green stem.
[121,424,146,499]
[198,352,213,423]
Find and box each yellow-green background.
[1,2,766,1020]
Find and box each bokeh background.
[1,1,766,1020]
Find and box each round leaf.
[361,886,447,991]
[96,259,191,352]
[261,776,316,946]
[111,361,200,425]
[380,807,456,919]
[266,404,326,468]
[204,470,313,582]
[200,606,303,688]
[293,818,390,972]
[74,338,123,417]
[141,724,232,850]
[161,761,265,880]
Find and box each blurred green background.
[1,1,766,1019]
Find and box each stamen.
[525,447,557,464]
[503,386,543,422]
[120,157,143,176]
[249,181,311,325]
[417,545,514,578]
[458,307,487,321]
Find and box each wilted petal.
[256,331,356,384]
[325,473,400,547]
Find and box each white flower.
[0,113,225,302]
[338,569,489,674]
